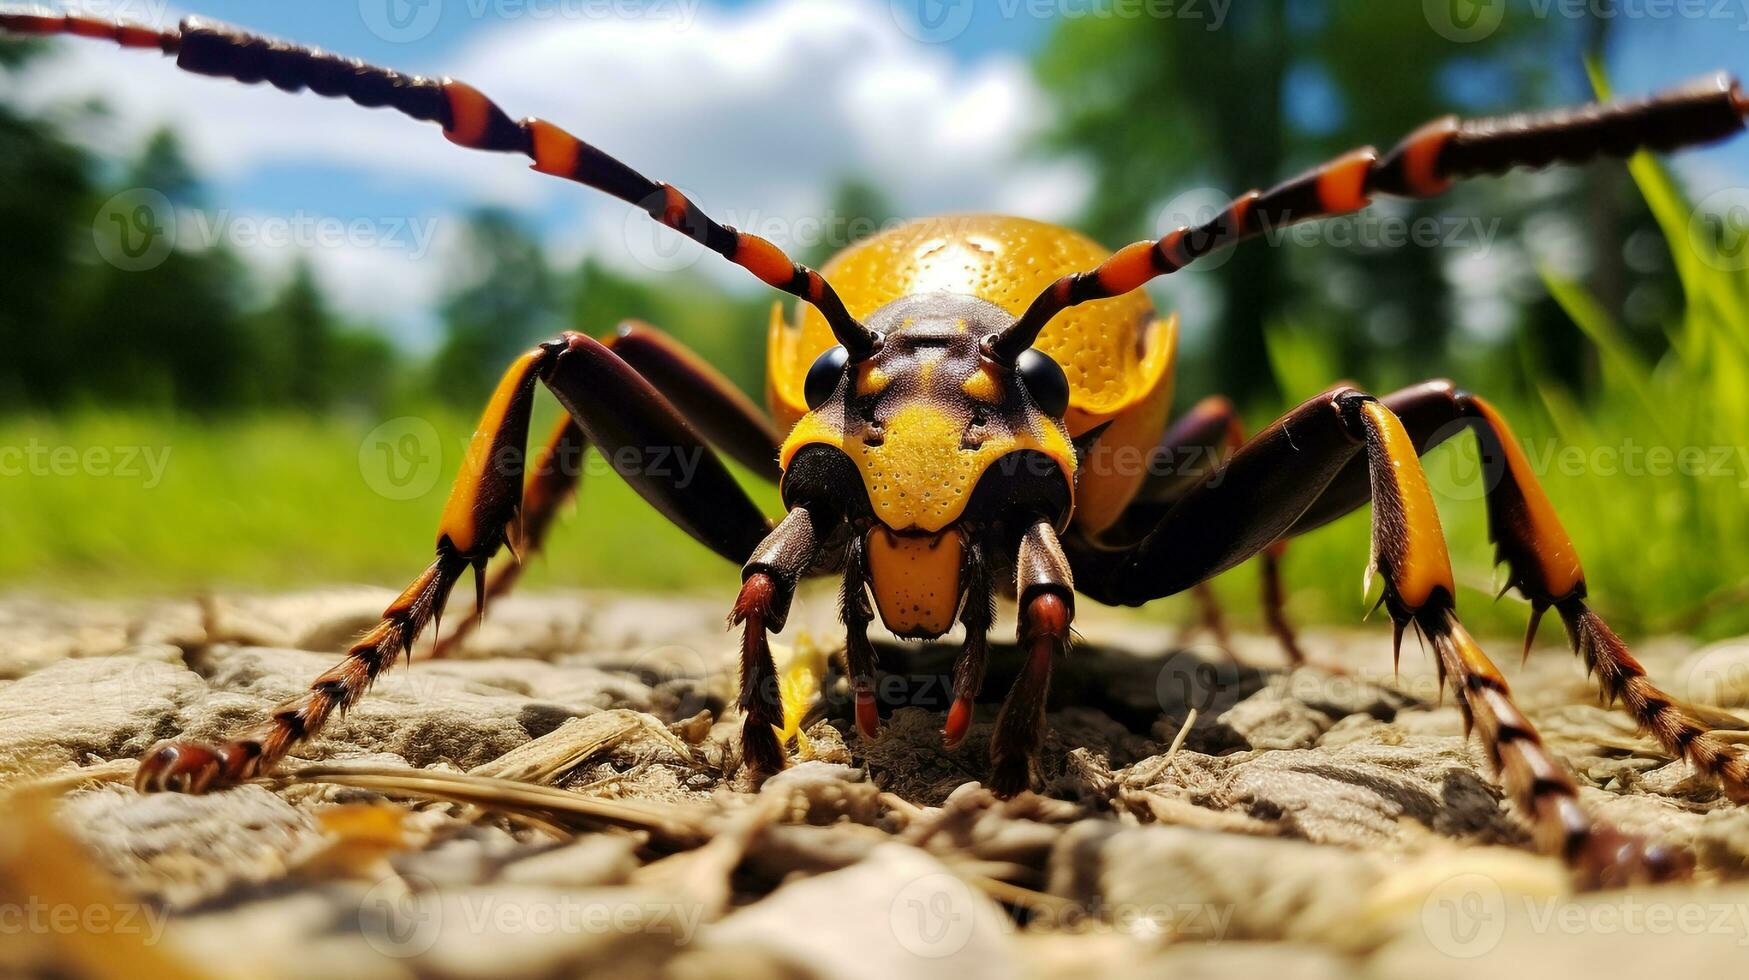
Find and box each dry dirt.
[2,585,1748,979]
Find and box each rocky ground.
[2,586,1748,979]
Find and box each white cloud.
[14,0,1091,340]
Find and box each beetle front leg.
[989,520,1074,798]
[140,332,775,793]
[734,505,829,779]
[138,343,560,793]
[943,541,993,749]
[840,535,881,742]
[1066,389,1685,884]
[1291,380,1749,803]
[432,321,783,657]
[430,414,586,660]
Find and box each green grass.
[1,138,1744,640]
[0,402,774,597]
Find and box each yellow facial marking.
[865,526,965,636]
[960,364,1003,403]
[855,362,890,397]
[781,401,1075,533]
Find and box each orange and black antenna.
[0,9,881,356]
[989,72,1749,364]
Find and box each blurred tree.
[569,257,771,400]
[804,176,896,269]
[252,259,398,414]
[0,38,93,409]
[432,208,559,402]
[259,260,334,409]
[76,129,264,413]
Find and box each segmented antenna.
[0,8,880,355]
[989,73,1748,363]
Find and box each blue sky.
[14,0,1749,346]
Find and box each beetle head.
[778,293,1077,637]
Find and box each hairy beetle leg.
[432,321,781,658]
[140,333,778,793]
[1066,388,1690,884]
[943,541,994,749]
[1290,380,1749,804]
[735,506,828,781]
[988,521,1074,798]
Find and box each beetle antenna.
[0,8,880,355]
[990,72,1749,364]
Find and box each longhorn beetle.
[7,9,1747,886]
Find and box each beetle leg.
[734,505,828,779]
[433,321,780,657]
[1290,380,1749,804]
[944,541,994,749]
[989,520,1074,799]
[428,414,586,659]
[138,342,560,794]
[139,332,776,793]
[1065,389,1686,884]
[839,535,881,743]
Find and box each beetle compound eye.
[804,345,850,410]
[1016,348,1069,417]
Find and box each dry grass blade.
[468,709,691,784]
[276,763,714,847]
